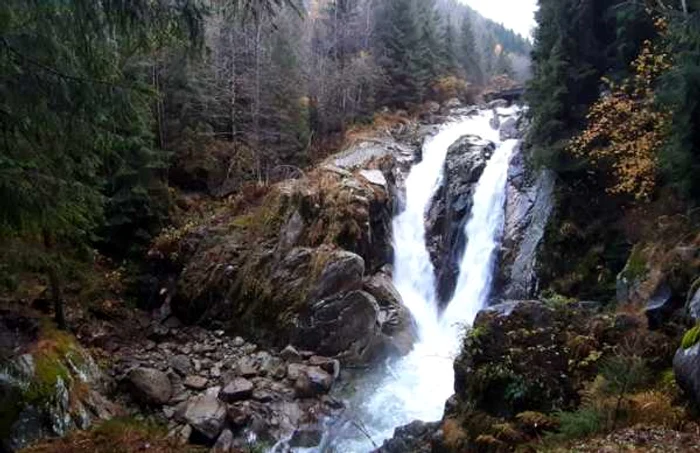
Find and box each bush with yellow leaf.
[569,33,672,200]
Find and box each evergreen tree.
[414,0,443,98]
[441,17,460,75]
[459,14,483,84]
[375,0,421,106]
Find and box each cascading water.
[329,106,521,452]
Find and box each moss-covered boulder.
[453,301,613,419]
[0,316,118,451]
[156,144,415,364]
[438,300,680,452]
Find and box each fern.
[548,408,603,441]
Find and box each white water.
[332,107,520,452]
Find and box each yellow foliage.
[569,38,672,200]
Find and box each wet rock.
[499,117,519,141]
[308,356,341,379]
[294,366,333,397]
[495,145,555,300]
[375,420,440,453]
[645,283,681,330]
[182,392,226,440]
[674,343,700,407]
[128,367,172,405]
[687,287,700,321]
[290,425,324,448]
[363,272,417,356]
[292,290,382,364]
[487,99,509,109]
[219,378,254,403]
[426,134,495,305]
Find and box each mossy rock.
[1,320,116,451]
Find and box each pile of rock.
[113,324,342,450]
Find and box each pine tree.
[458,14,483,84]
[375,0,421,107]
[441,17,460,75]
[414,0,443,99]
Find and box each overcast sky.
[461,0,538,39]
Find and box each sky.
[461,0,538,39]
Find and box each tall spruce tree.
[375,0,421,106]
[459,14,483,84]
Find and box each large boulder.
[452,300,638,418]
[291,290,383,364]
[0,318,118,451]
[179,391,227,440]
[674,342,700,408]
[363,272,418,355]
[426,135,495,305]
[128,367,172,405]
[163,144,411,364]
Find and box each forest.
[0,0,528,317]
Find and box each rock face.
[426,135,495,304]
[157,139,417,364]
[0,316,118,452]
[494,145,555,300]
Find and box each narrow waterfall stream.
[328,106,520,452]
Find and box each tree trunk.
[43,230,66,330]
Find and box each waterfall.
[330,106,520,452]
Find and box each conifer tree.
[459,14,483,84]
[375,0,421,106]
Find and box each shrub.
[549,408,603,441]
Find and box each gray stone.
[182,393,226,440]
[128,367,172,405]
[426,134,495,305]
[291,291,382,364]
[495,142,555,301]
[499,117,519,141]
[688,287,700,321]
[183,375,208,390]
[359,169,387,189]
[219,378,254,403]
[280,345,302,363]
[213,428,234,452]
[310,251,365,301]
[674,343,700,407]
[169,354,191,376]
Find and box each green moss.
[23,322,85,404]
[681,324,700,349]
[540,290,577,308]
[621,244,648,281]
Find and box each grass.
[20,417,207,453]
